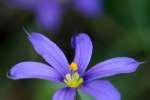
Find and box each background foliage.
[0,0,149,100]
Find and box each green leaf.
[78,90,93,100]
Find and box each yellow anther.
[64,72,83,88]
[69,62,78,71]
[66,74,71,81]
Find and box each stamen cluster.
[64,63,83,88]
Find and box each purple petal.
[52,87,75,100]
[73,0,102,17]
[72,33,93,74]
[80,80,120,100]
[35,0,63,30]
[28,33,69,76]
[8,61,62,82]
[84,57,143,81]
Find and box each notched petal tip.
[71,33,88,48]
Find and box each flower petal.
[35,0,63,30]
[28,33,69,76]
[79,80,120,100]
[8,61,62,82]
[72,33,93,74]
[84,57,143,81]
[52,87,76,100]
[73,0,102,17]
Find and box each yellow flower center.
[64,72,83,88]
[69,62,78,71]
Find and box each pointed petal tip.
[27,32,38,38]
[129,60,144,72]
[22,27,32,37]
[26,33,70,76]
[84,57,144,81]
[139,61,145,65]
[22,27,40,39]
[27,32,46,42]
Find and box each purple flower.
[8,0,102,30]
[8,32,143,100]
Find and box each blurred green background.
[0,0,150,100]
